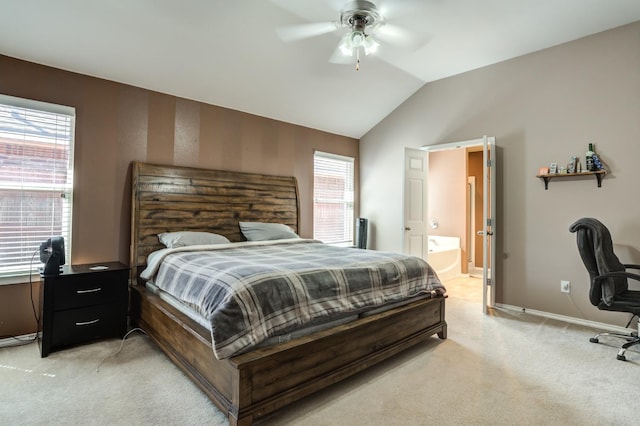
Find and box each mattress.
[145,281,431,354]
[145,281,359,352]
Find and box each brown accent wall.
[0,55,358,338]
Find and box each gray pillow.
[239,222,299,241]
[158,231,230,248]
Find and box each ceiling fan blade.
[376,23,426,51]
[276,21,338,42]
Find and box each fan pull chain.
[355,49,360,71]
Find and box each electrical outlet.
[560,280,571,294]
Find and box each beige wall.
[427,149,467,262]
[426,148,484,274]
[361,21,640,328]
[0,55,358,337]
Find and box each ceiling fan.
[275,0,422,71]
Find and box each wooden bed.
[129,161,447,425]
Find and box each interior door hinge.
[486,159,492,167]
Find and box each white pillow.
[239,222,299,241]
[158,231,230,248]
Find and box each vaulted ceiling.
[2,0,640,138]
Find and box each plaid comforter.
[141,239,445,359]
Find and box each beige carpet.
[2,276,638,425]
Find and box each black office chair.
[569,217,640,361]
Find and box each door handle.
[478,230,494,236]
[477,230,484,235]
[404,227,411,231]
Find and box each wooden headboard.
[130,161,300,281]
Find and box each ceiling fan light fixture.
[277,0,400,70]
[338,34,354,56]
[339,29,379,57]
[337,2,385,65]
[350,30,365,46]
[363,35,379,55]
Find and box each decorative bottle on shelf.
[585,143,595,172]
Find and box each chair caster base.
[589,330,640,360]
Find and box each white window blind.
[313,151,354,245]
[0,95,75,278]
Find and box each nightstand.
[39,262,129,357]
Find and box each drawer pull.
[75,319,100,326]
[76,287,102,294]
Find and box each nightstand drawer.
[51,303,122,347]
[53,272,124,310]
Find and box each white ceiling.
[2,0,640,139]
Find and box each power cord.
[29,249,40,328]
[5,250,40,347]
[95,327,148,372]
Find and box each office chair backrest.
[569,217,627,307]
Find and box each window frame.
[0,94,75,283]
[313,150,355,246]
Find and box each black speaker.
[355,218,368,249]
[39,236,65,276]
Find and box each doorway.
[422,146,484,277]
[405,137,496,312]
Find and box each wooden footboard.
[130,284,446,425]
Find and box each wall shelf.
[536,170,606,190]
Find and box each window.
[313,151,354,245]
[0,95,75,279]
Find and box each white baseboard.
[495,303,634,335]
[0,333,39,348]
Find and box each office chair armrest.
[623,264,640,271]
[594,271,640,284]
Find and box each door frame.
[419,136,496,313]
[467,175,483,277]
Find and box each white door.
[481,136,496,313]
[403,148,428,258]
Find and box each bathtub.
[427,236,461,280]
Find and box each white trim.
[0,95,75,277]
[0,333,39,348]
[313,150,355,164]
[313,150,355,244]
[0,94,75,116]
[421,138,484,151]
[0,274,41,286]
[495,303,633,334]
